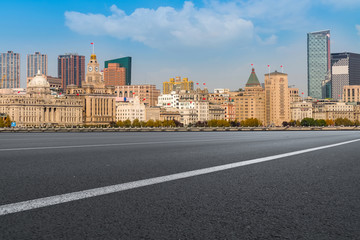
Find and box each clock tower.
[84,53,103,87]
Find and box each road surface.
[0,131,359,239]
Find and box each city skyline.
[1,0,360,94]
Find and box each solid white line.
[0,138,359,216]
[0,137,241,152]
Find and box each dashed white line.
[0,138,359,216]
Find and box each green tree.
[132,119,141,128]
[154,120,162,128]
[123,119,132,128]
[354,120,360,126]
[208,119,218,127]
[116,120,124,128]
[315,119,326,127]
[140,121,146,127]
[145,119,155,128]
[301,118,316,127]
[5,115,11,128]
[0,117,4,128]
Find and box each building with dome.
[0,70,83,127]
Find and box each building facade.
[104,63,126,86]
[27,52,47,86]
[0,71,82,127]
[163,77,194,94]
[67,53,116,125]
[290,101,313,121]
[116,85,160,107]
[331,52,360,100]
[58,54,85,90]
[265,71,290,126]
[343,85,360,103]
[307,30,330,99]
[104,57,131,85]
[0,51,20,89]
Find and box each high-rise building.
[265,71,290,126]
[104,57,131,85]
[58,54,85,90]
[27,52,47,86]
[307,30,330,99]
[163,77,194,94]
[0,51,20,89]
[116,85,160,107]
[104,63,126,86]
[331,52,360,100]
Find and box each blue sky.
[1,0,360,94]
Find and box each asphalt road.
[0,131,360,239]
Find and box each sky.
[1,0,360,95]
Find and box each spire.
[245,68,260,87]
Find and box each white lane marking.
[0,138,359,216]
[0,137,243,152]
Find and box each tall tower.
[27,52,48,86]
[84,52,103,87]
[0,51,20,89]
[265,71,290,126]
[58,54,85,90]
[307,30,330,99]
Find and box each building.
[209,105,225,120]
[307,30,330,99]
[331,52,360,100]
[290,101,313,121]
[0,51,20,89]
[116,96,146,122]
[265,71,290,126]
[46,76,62,90]
[0,71,82,127]
[58,54,85,90]
[104,63,126,86]
[289,88,301,103]
[116,85,160,107]
[235,68,266,125]
[163,77,194,94]
[313,101,354,121]
[343,85,360,103]
[67,52,116,125]
[27,52,47,86]
[104,57,131,85]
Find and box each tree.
[154,120,162,128]
[173,120,183,127]
[132,119,141,128]
[241,118,262,127]
[315,119,326,127]
[335,117,353,126]
[0,117,4,128]
[5,115,11,128]
[325,119,334,126]
[354,120,360,126]
[208,119,218,127]
[123,119,132,128]
[301,118,316,127]
[109,121,116,128]
[145,119,155,128]
[116,120,124,128]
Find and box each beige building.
[0,71,82,127]
[343,85,360,103]
[290,101,313,121]
[116,96,146,121]
[234,68,266,125]
[313,101,354,121]
[163,77,194,94]
[265,71,290,126]
[209,105,225,120]
[289,87,301,103]
[67,53,116,125]
[116,85,160,107]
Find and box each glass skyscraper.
[104,57,132,85]
[27,52,48,86]
[307,30,330,99]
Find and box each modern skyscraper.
[307,30,330,99]
[0,51,20,89]
[104,57,131,85]
[27,52,47,86]
[331,52,360,100]
[265,71,290,126]
[103,63,126,86]
[58,54,85,90]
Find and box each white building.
[157,91,179,108]
[116,96,146,121]
[290,101,313,121]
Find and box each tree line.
[283,118,360,127]
[0,115,11,128]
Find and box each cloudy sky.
[1,0,360,94]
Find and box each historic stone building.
[0,71,83,127]
[67,52,116,125]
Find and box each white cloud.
[357,25,360,35]
[65,2,254,48]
